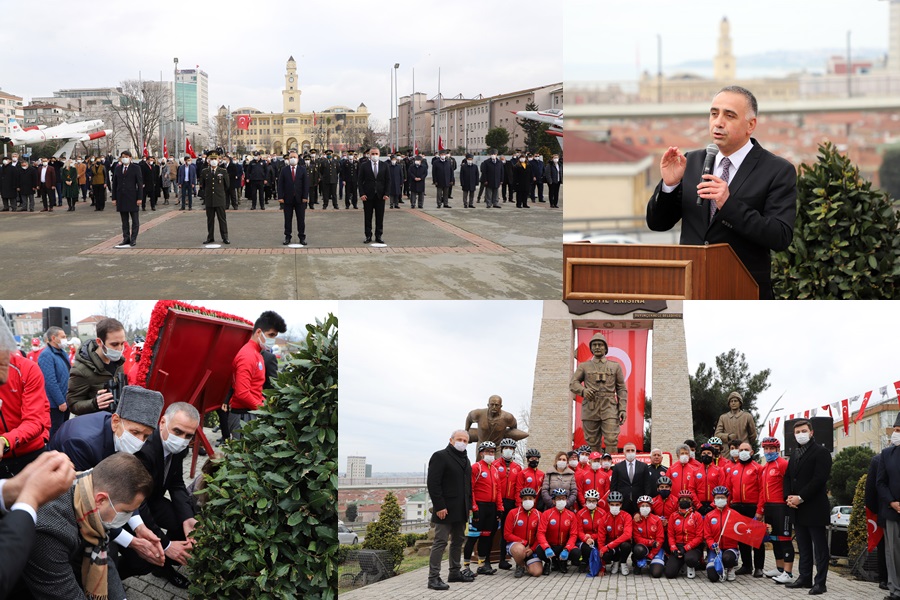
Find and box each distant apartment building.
[0,89,25,140]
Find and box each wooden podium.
[563,243,759,300]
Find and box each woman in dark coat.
[61,159,80,211]
[512,154,531,208]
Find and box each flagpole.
[436,67,441,153]
[138,71,144,155]
[758,391,787,436]
[412,68,415,153]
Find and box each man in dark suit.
[866,450,889,592]
[358,147,390,244]
[546,154,562,208]
[118,402,199,589]
[784,418,831,595]
[111,151,144,247]
[426,430,473,590]
[877,415,900,600]
[645,85,796,299]
[277,150,309,246]
[609,442,653,515]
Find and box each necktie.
[628,461,633,482]
[711,157,731,220]
[123,165,127,175]
[163,453,172,482]
[292,166,295,179]
[373,160,378,177]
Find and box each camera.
[105,372,128,413]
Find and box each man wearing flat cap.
[714,391,757,445]
[199,153,230,245]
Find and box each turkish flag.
[142,141,149,159]
[163,138,168,159]
[313,112,317,126]
[237,114,251,131]
[867,507,884,552]
[722,510,767,548]
[895,381,900,409]
[438,136,444,151]
[841,399,851,435]
[855,390,873,423]
[414,141,419,155]
[185,137,197,159]
[768,417,780,438]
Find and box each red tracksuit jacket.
[576,468,611,510]
[694,464,723,504]
[537,507,578,551]
[514,467,545,507]
[703,506,740,550]
[0,353,50,457]
[472,460,504,512]
[757,457,789,513]
[633,513,665,549]
[667,509,704,552]
[575,506,607,545]
[602,511,633,550]
[651,493,680,522]
[494,458,523,502]
[231,339,265,410]
[726,460,762,506]
[504,506,541,551]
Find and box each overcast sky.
[340,300,900,472]
[566,0,890,81]
[4,1,561,125]
[0,300,335,340]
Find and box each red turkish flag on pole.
[142,141,149,159]
[722,509,767,548]
[237,115,251,131]
[185,137,197,159]
[867,507,884,552]
[313,112,317,126]
[768,417,780,438]
[855,391,873,423]
[414,141,419,155]
[163,138,168,159]
[841,399,851,435]
[438,136,444,151]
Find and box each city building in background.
[0,89,25,141]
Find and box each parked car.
[830,505,851,527]
[338,520,359,545]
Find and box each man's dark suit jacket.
[112,162,144,212]
[876,444,900,524]
[135,428,193,547]
[610,459,653,513]
[357,159,390,200]
[48,411,115,472]
[276,163,309,205]
[0,509,35,598]
[646,138,796,298]
[784,439,832,527]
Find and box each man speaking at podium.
[645,86,796,299]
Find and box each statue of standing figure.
[465,395,528,446]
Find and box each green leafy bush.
[829,445,875,506]
[337,543,362,564]
[362,492,405,572]
[848,474,868,566]
[188,315,338,600]
[772,141,900,299]
[403,532,428,547]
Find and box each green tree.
[688,349,771,444]
[517,102,543,152]
[772,141,900,299]
[879,145,900,201]
[188,315,338,600]
[362,492,406,572]
[484,127,510,154]
[345,503,358,523]
[829,445,875,506]
[847,474,868,567]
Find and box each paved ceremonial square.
[339,555,874,599]
[0,190,561,299]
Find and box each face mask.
[714,498,728,509]
[893,432,900,446]
[764,451,779,462]
[522,500,534,511]
[700,455,713,465]
[101,496,131,530]
[609,506,621,516]
[519,158,526,163]
[453,441,467,452]
[555,500,567,511]
[689,451,696,459]
[579,455,589,464]
[501,449,514,460]
[795,433,810,445]
[552,158,559,163]
[209,160,218,168]
[730,449,739,458]
[568,459,578,469]
[639,506,651,517]
[121,157,131,165]
[528,460,539,469]
[304,160,310,166]
[491,154,497,159]
[287,157,298,166]
[21,165,27,169]
[2,160,8,165]
[414,161,421,165]
[585,502,597,511]
[679,454,689,464]
[371,156,379,162]
[483,454,495,465]
[739,450,751,462]
[102,342,123,362]
[591,461,601,471]
[42,161,48,166]
[602,461,611,469]
[58,338,69,350]
[678,500,691,510]
[114,428,145,454]
[391,159,398,165]
[162,422,190,455]
[659,489,671,499]
[466,160,472,165]
[556,460,567,470]
[625,452,636,461]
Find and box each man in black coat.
[277,150,309,246]
[546,154,562,208]
[609,442,653,515]
[784,418,832,595]
[358,148,390,244]
[866,450,889,591]
[479,149,504,208]
[645,85,796,299]
[111,151,144,247]
[432,152,454,208]
[877,415,900,600]
[426,430,473,590]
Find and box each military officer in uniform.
[306,151,320,209]
[245,153,267,210]
[199,153,230,244]
[569,333,628,452]
[342,151,359,209]
[318,150,340,209]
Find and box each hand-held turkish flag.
[163,138,168,159]
[185,137,197,159]
[867,507,884,552]
[237,114,251,131]
[722,510,767,548]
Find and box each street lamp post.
[173,58,178,156]
[394,63,400,152]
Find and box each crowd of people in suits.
[427,416,834,594]
[0,309,286,599]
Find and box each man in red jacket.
[504,487,543,578]
[727,440,764,577]
[537,488,580,575]
[600,490,634,575]
[758,436,795,583]
[703,485,741,582]
[227,310,286,440]
[576,451,611,511]
[0,322,51,479]
[469,441,504,575]
[493,438,522,570]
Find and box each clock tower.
[283,56,301,114]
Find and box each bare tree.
[105,80,168,154]
[211,112,236,152]
[97,301,145,338]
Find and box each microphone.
[697,144,719,206]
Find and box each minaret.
[713,17,736,81]
[283,56,301,114]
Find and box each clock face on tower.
[289,77,294,82]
